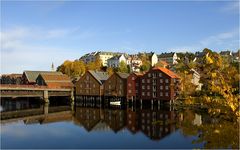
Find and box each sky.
[1,0,239,74]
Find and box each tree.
[71,60,86,77]
[107,67,114,75]
[57,60,86,78]
[139,53,151,72]
[86,56,102,71]
[196,48,239,117]
[118,61,128,73]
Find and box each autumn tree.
[196,48,239,117]
[57,60,86,78]
[139,53,151,72]
[106,67,114,75]
[86,56,102,71]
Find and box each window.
[80,84,82,88]
[136,83,139,86]
[165,79,169,83]
[148,73,151,77]
[160,85,163,90]
[142,79,145,83]
[165,86,169,90]
[86,75,89,80]
[153,92,156,97]
[153,79,156,84]
[160,92,163,96]
[109,85,111,89]
[153,86,156,91]
[147,85,150,90]
[142,92,145,96]
[160,79,163,83]
[159,72,162,77]
[147,92,150,96]
[129,90,132,93]
[132,77,135,80]
[136,90,138,93]
[128,83,131,87]
[152,73,156,78]
[165,92,169,96]
[142,85,145,89]
[147,79,150,83]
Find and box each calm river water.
[0,98,239,149]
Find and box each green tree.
[118,61,128,73]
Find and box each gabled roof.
[23,71,63,83]
[108,54,126,61]
[117,72,130,79]
[220,51,232,55]
[152,67,180,78]
[38,73,73,88]
[158,52,176,58]
[88,70,109,84]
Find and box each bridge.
[0,84,74,103]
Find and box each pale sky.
[1,0,239,74]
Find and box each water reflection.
[0,98,239,149]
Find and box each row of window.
[141,92,169,97]
[142,78,169,83]
[79,84,96,88]
[141,85,169,90]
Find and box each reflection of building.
[75,70,109,96]
[73,106,179,142]
[103,109,126,133]
[126,107,178,140]
[74,107,101,131]
[138,109,177,140]
[126,109,139,134]
[74,107,126,133]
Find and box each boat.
[110,101,121,105]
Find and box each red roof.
[39,74,73,88]
[152,67,180,78]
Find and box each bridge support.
[71,90,74,104]
[44,102,49,115]
[43,90,49,103]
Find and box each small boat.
[110,101,121,105]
